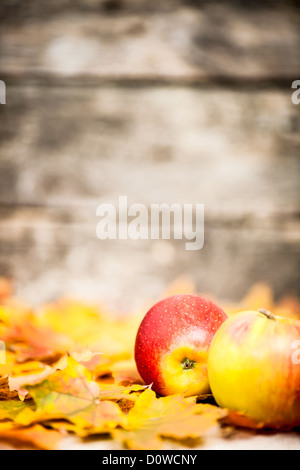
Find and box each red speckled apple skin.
[134,294,228,395]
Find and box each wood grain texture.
[0,204,299,308]
[0,3,299,82]
[0,2,300,307]
[1,86,299,208]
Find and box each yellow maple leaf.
[113,389,226,450]
[22,356,125,434]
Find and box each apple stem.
[258,308,275,320]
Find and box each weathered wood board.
[0,1,300,308]
[1,1,300,81]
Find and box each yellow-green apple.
[134,294,228,396]
[208,309,300,429]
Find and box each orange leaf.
[0,422,62,450]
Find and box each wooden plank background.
[0,0,300,310]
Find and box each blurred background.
[0,0,299,312]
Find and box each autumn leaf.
[162,276,196,297]
[0,277,13,303]
[113,389,226,450]
[110,358,144,386]
[2,314,73,362]
[17,360,144,432]
[24,356,104,413]
[0,278,299,450]
[220,410,266,430]
[0,376,19,400]
[0,422,62,450]
[240,283,274,312]
[22,356,125,435]
[9,363,55,400]
[221,282,275,317]
[76,351,116,379]
[0,399,35,421]
[274,295,300,321]
[37,299,138,357]
[0,298,32,339]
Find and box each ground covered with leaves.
[0,277,299,450]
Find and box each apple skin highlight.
[208,310,300,429]
[134,294,228,397]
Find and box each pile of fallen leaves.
[0,277,299,450]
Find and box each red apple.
[208,309,300,429]
[134,294,228,396]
